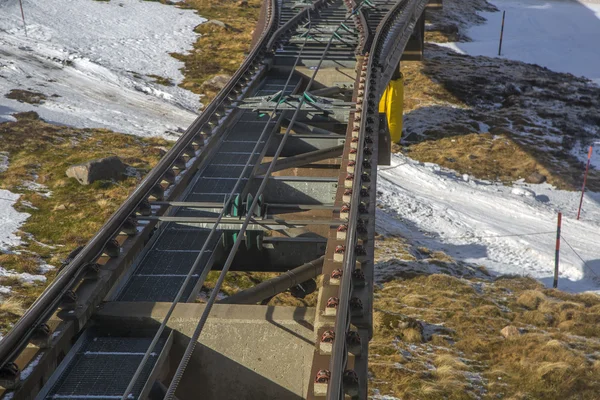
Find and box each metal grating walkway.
[115,75,300,303]
[42,336,166,400]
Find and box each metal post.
[18,0,27,37]
[577,145,593,220]
[553,212,562,289]
[498,11,505,56]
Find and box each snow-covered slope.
[440,0,600,85]
[380,0,600,293]
[377,155,600,293]
[0,0,204,138]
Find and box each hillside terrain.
[0,0,600,398]
[370,0,600,398]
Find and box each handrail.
[0,0,281,371]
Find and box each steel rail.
[0,0,285,372]
[163,3,368,397]
[326,0,427,398]
[118,4,324,400]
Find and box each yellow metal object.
[378,75,404,143]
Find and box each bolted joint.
[84,262,101,280]
[173,156,187,170]
[161,169,176,185]
[352,268,366,286]
[349,148,358,160]
[333,245,346,262]
[60,289,78,311]
[31,323,52,349]
[320,330,335,354]
[137,199,152,216]
[344,173,355,188]
[347,160,356,174]
[149,183,164,201]
[343,369,360,396]
[104,238,120,258]
[0,362,20,390]
[350,297,363,315]
[336,224,348,240]
[314,369,331,396]
[340,203,351,221]
[326,296,339,309]
[120,217,138,236]
[343,188,353,203]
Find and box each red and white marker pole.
[577,145,593,220]
[553,212,562,289]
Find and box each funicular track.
[0,0,430,399]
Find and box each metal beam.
[308,86,342,97]
[214,236,328,272]
[219,256,324,304]
[283,119,343,136]
[137,216,339,231]
[247,176,338,204]
[256,144,344,174]
[266,134,345,157]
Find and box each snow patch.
[511,187,535,197]
[0,0,205,138]
[19,181,52,197]
[377,154,600,293]
[0,267,46,284]
[0,152,9,173]
[570,141,600,170]
[449,0,600,84]
[0,190,29,252]
[20,353,43,380]
[38,263,55,274]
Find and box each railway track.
[0,0,431,398]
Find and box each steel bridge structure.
[0,0,438,398]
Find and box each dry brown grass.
[403,131,591,190]
[0,113,168,329]
[401,61,465,113]
[199,270,318,306]
[173,0,261,102]
[370,243,600,399]
[5,89,47,104]
[0,298,25,331]
[516,289,547,310]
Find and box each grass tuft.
[516,290,547,310]
[0,113,170,331]
[5,89,47,104]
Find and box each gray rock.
[205,20,227,29]
[66,156,126,185]
[500,325,520,338]
[200,74,232,93]
[525,172,546,184]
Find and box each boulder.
[500,325,520,338]
[205,20,227,29]
[525,172,547,184]
[200,75,232,93]
[66,156,126,185]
